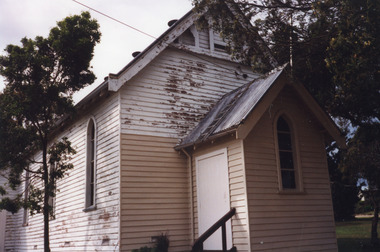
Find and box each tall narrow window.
[277,116,296,189]
[23,170,30,226]
[85,118,96,210]
[48,162,56,220]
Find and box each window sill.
[83,205,97,212]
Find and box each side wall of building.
[244,86,338,251]
[3,93,121,252]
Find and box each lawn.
[336,217,380,252]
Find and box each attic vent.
[214,43,227,52]
[102,236,110,245]
[132,51,141,58]
[181,29,195,46]
[168,19,178,27]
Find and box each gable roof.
[175,64,346,149]
[76,4,277,110]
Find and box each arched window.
[85,118,96,210]
[276,116,296,189]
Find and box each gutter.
[175,128,237,151]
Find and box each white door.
[196,148,232,250]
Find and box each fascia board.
[108,11,198,92]
[290,81,347,148]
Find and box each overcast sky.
[0,0,193,102]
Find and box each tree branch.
[241,0,313,11]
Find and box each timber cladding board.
[120,133,191,251]
[4,93,121,251]
[244,87,337,251]
[120,48,257,139]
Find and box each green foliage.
[356,200,374,215]
[132,247,157,252]
[131,234,169,252]
[0,11,100,252]
[344,124,380,191]
[155,234,169,252]
[193,0,281,72]
[328,143,359,221]
[342,123,380,245]
[0,93,37,190]
[324,0,380,126]
[0,195,22,214]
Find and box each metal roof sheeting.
[176,65,287,149]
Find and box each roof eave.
[107,9,198,92]
[175,128,237,150]
[289,80,347,148]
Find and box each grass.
[336,217,380,252]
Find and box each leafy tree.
[0,12,101,252]
[324,0,380,126]
[343,124,380,245]
[193,0,379,122]
[322,0,380,245]
[327,142,359,221]
[193,0,380,244]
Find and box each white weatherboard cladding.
[0,210,5,252]
[3,93,121,251]
[0,175,13,251]
[120,47,257,139]
[196,148,232,250]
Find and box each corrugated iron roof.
[176,65,287,149]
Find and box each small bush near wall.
[132,234,169,252]
[155,234,169,252]
[132,247,157,252]
[356,200,374,215]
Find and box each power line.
[72,0,157,40]
[72,0,252,81]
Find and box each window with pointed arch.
[275,115,302,191]
[84,118,97,211]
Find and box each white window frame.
[22,170,29,226]
[274,113,303,193]
[48,162,56,220]
[84,117,97,211]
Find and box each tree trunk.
[371,202,379,246]
[42,144,50,252]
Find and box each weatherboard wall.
[244,86,338,251]
[118,44,255,251]
[3,92,121,252]
[119,47,255,139]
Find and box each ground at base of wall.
[336,217,380,252]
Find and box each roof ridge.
[198,67,281,140]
